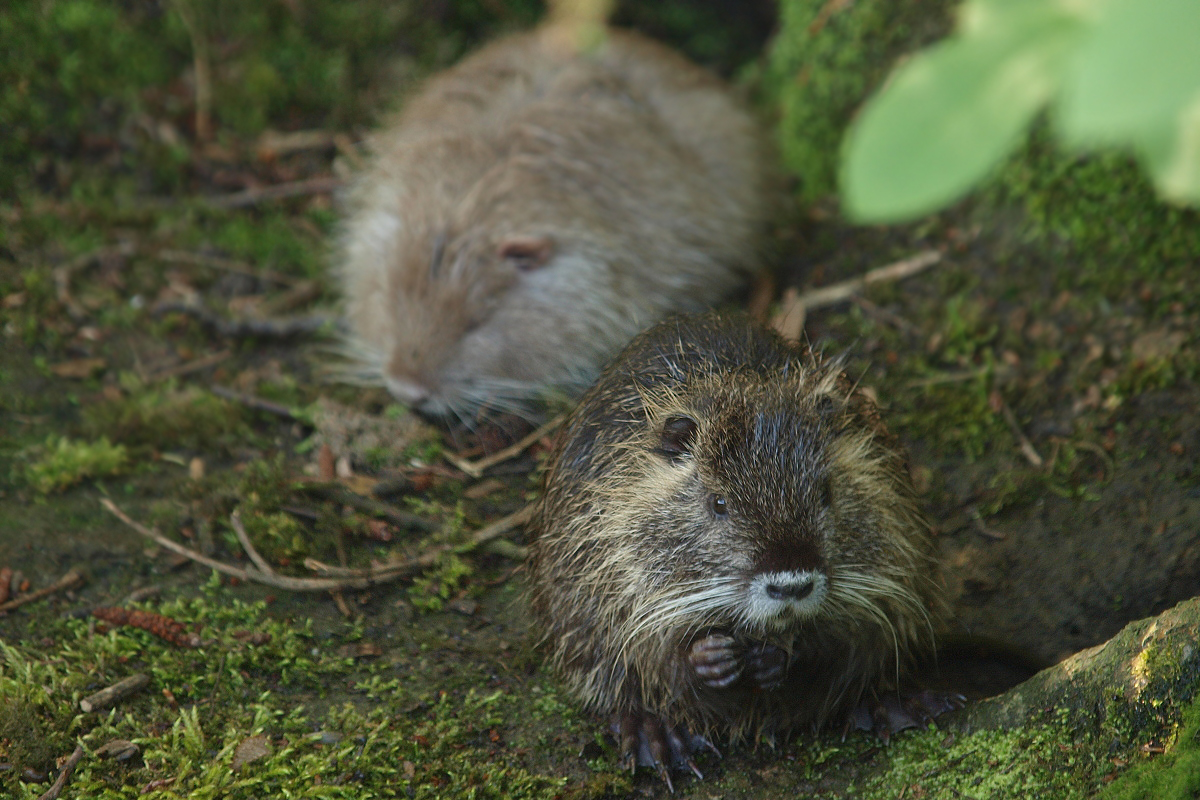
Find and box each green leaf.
[1058,0,1200,143]
[1057,0,1200,204]
[1137,98,1200,205]
[841,6,1082,223]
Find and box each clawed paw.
[611,710,719,792]
[687,633,742,688]
[746,641,787,689]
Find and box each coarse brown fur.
[528,313,943,746]
[336,24,771,422]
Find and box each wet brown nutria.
[527,312,944,784]
[336,24,771,422]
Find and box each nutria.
[336,24,771,422]
[527,312,945,784]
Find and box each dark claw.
[688,633,743,688]
[746,641,787,689]
[610,710,716,791]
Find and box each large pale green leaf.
[1058,0,1200,143]
[842,13,1080,223]
[1137,97,1200,205]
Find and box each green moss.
[20,435,128,494]
[763,0,957,200]
[407,553,476,613]
[854,715,1104,799]
[1100,698,1200,799]
[0,589,584,800]
[82,376,247,454]
[0,0,181,196]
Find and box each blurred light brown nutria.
[336,24,771,421]
[527,312,945,785]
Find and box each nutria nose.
[766,579,815,601]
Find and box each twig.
[209,385,305,421]
[146,349,231,381]
[304,503,535,580]
[101,497,525,592]
[155,248,298,286]
[205,176,343,209]
[171,0,211,142]
[79,674,150,713]
[0,570,85,614]
[993,393,1044,467]
[229,510,277,576]
[256,129,337,159]
[796,250,942,312]
[852,295,922,337]
[294,482,437,531]
[154,302,333,340]
[445,415,565,479]
[907,365,1009,388]
[968,507,1007,541]
[101,498,364,591]
[37,744,85,800]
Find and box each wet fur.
[528,313,942,740]
[337,25,770,422]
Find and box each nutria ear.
[659,415,698,458]
[498,235,554,271]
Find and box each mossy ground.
[2,0,1199,797]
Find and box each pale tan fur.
[337,24,771,420]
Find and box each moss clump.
[852,714,1104,799]
[1100,698,1200,799]
[991,129,1200,310]
[0,0,180,196]
[82,377,247,454]
[407,553,476,613]
[763,0,957,201]
[21,435,128,494]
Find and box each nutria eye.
[709,494,728,517]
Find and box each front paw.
[746,641,787,689]
[687,633,742,688]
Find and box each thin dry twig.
[156,248,298,286]
[907,365,1011,388]
[146,349,231,382]
[206,176,343,209]
[37,744,85,800]
[296,481,436,531]
[229,510,277,576]
[852,295,922,337]
[797,250,943,312]
[102,498,355,591]
[209,385,305,421]
[994,393,1044,468]
[445,415,565,479]
[304,503,535,580]
[101,498,530,593]
[0,569,85,614]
